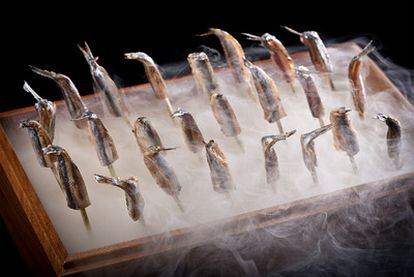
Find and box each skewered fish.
[76,111,118,167]
[171,109,205,153]
[348,41,375,118]
[187,52,219,97]
[283,26,335,90]
[133,116,164,153]
[296,66,325,126]
[94,174,145,221]
[124,52,174,114]
[262,130,296,189]
[29,66,89,129]
[23,82,56,141]
[79,42,127,117]
[210,93,241,137]
[374,113,402,168]
[200,28,256,100]
[300,124,333,184]
[243,32,296,93]
[143,146,183,211]
[43,145,91,210]
[205,140,234,194]
[330,107,359,172]
[244,59,287,133]
[20,120,54,168]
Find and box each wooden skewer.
[276,120,284,135]
[107,164,117,178]
[173,195,185,213]
[80,208,91,232]
[348,155,358,174]
[318,117,325,128]
[233,137,245,152]
[311,169,319,186]
[289,82,296,94]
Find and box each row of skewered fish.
[20,27,402,225]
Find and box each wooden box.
[0,42,413,276]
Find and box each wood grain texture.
[0,42,412,276]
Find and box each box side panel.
[0,126,67,276]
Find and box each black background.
[1,2,413,275]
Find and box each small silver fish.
[200,28,256,100]
[205,140,234,193]
[348,41,375,118]
[133,117,164,153]
[187,52,219,97]
[171,109,205,153]
[210,93,241,137]
[125,52,169,100]
[20,120,54,168]
[262,130,296,189]
[30,66,89,129]
[330,107,359,172]
[283,26,335,90]
[244,59,287,131]
[143,146,183,210]
[243,32,296,93]
[76,112,118,167]
[300,124,333,184]
[79,42,127,117]
[94,174,145,221]
[374,113,402,168]
[23,82,56,141]
[43,145,91,210]
[296,66,325,126]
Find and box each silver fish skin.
[205,140,233,193]
[143,146,181,197]
[171,109,205,153]
[348,41,375,118]
[375,113,402,167]
[187,52,219,97]
[330,107,359,158]
[30,66,89,129]
[300,124,333,179]
[210,93,241,137]
[77,112,118,166]
[20,120,54,168]
[262,130,296,188]
[133,117,163,153]
[43,145,91,210]
[23,82,56,141]
[94,174,145,221]
[124,52,169,100]
[244,60,287,123]
[79,42,126,117]
[283,27,335,90]
[200,28,256,100]
[296,66,324,119]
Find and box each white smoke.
[1,38,413,275]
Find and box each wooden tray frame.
[0,42,413,276]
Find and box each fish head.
[124,52,152,64]
[338,107,352,114]
[187,52,208,63]
[19,119,39,129]
[42,145,63,156]
[29,65,58,80]
[171,108,187,119]
[302,31,319,42]
[295,65,311,78]
[78,42,99,69]
[374,113,388,122]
